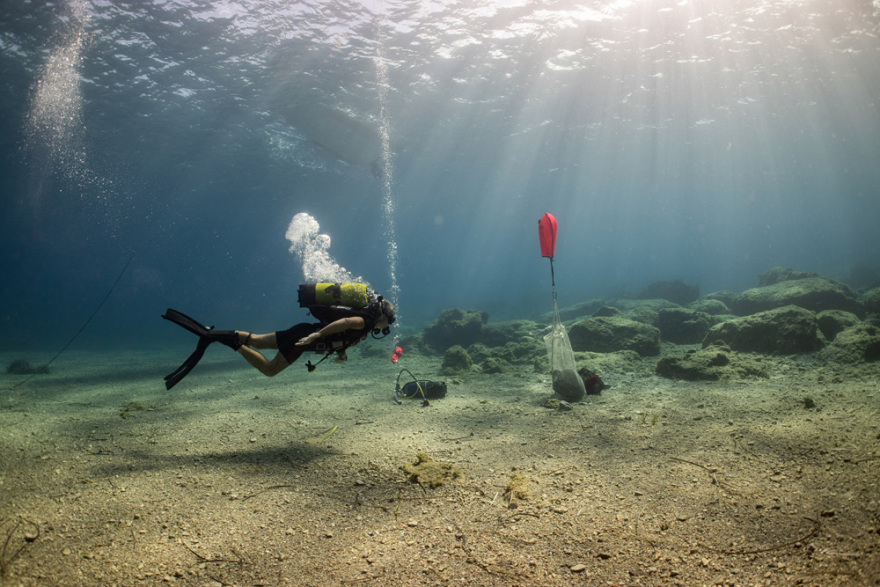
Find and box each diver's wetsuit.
[275,320,373,364]
[275,323,321,363]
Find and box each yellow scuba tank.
[297,282,371,309]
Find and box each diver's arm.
[295,317,366,346]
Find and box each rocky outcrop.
[816,310,861,342]
[481,320,543,347]
[568,316,661,356]
[658,308,714,344]
[441,345,473,374]
[758,266,821,286]
[554,300,606,322]
[703,291,738,308]
[731,277,861,316]
[861,286,880,315]
[687,298,730,316]
[624,307,660,328]
[423,309,487,353]
[702,305,825,354]
[637,280,700,305]
[819,323,880,364]
[655,342,769,381]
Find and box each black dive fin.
[164,337,211,390]
[162,308,212,337]
[163,308,242,350]
[162,308,243,390]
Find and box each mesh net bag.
[543,304,586,402]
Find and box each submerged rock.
[655,343,769,381]
[703,290,739,308]
[568,316,661,356]
[553,299,607,322]
[623,306,660,328]
[423,309,487,353]
[687,298,730,316]
[702,305,825,354]
[731,277,861,317]
[819,323,880,364]
[551,368,585,402]
[480,356,508,374]
[758,266,821,286]
[637,279,700,305]
[658,308,714,344]
[861,286,880,315]
[816,310,861,342]
[441,345,473,375]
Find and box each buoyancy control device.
[296,282,390,372]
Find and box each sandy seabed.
[1,346,879,586]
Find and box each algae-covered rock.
[703,290,738,308]
[862,286,880,315]
[819,323,880,364]
[401,453,463,488]
[731,277,861,317]
[493,340,544,365]
[637,279,700,305]
[503,472,532,503]
[758,266,822,286]
[568,316,661,356]
[423,309,487,353]
[702,305,825,355]
[658,308,714,344]
[816,310,861,342]
[656,343,769,380]
[441,345,473,375]
[465,343,492,363]
[481,320,542,347]
[552,299,607,322]
[687,298,730,316]
[624,306,661,328]
[480,356,508,374]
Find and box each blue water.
[1,0,879,351]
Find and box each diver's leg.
[237,347,290,377]
[238,332,279,350]
[237,324,313,376]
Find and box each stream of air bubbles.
[374,11,400,332]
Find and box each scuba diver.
[162,283,395,390]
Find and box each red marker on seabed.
[391,346,403,364]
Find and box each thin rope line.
[10,249,135,389]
